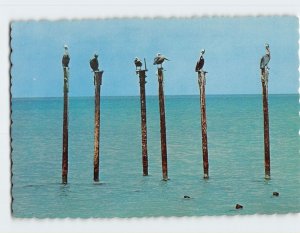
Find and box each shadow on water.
[251,178,273,185]
[158,178,171,188]
[59,183,71,197]
[228,209,241,214]
[58,182,108,196]
[202,177,211,183]
[21,182,63,189]
[92,182,107,186]
[160,178,171,182]
[22,184,46,189]
[136,174,152,185]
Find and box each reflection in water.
[59,183,70,197]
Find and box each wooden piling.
[261,69,270,179]
[138,69,149,176]
[157,68,168,181]
[62,66,69,184]
[93,70,104,182]
[198,71,209,179]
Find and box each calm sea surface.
[11,95,300,218]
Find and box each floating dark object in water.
[273,192,279,196]
[235,204,243,209]
[184,195,190,199]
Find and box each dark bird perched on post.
[153,53,170,68]
[134,57,143,70]
[90,54,99,72]
[62,45,70,68]
[260,43,271,75]
[195,49,205,72]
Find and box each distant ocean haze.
[11,94,300,217]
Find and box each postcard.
[10,16,299,218]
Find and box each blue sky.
[11,17,298,97]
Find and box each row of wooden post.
[61,63,104,184]
[136,68,209,181]
[136,67,168,180]
[61,56,271,184]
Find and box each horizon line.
[11,93,299,99]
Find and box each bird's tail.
[165,57,170,61]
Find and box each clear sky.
[11,17,298,97]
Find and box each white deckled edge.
[0,2,300,233]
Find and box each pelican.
[62,45,70,68]
[260,43,270,75]
[134,57,143,70]
[90,54,99,72]
[195,49,205,72]
[153,53,169,68]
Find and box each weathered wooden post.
[153,53,169,181]
[157,68,168,181]
[135,57,149,176]
[261,70,270,179]
[195,49,209,179]
[61,45,70,184]
[90,54,104,182]
[198,71,209,179]
[260,43,271,179]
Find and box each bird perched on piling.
[62,45,70,68]
[134,57,143,70]
[260,43,271,75]
[153,53,169,68]
[90,54,99,72]
[195,49,205,72]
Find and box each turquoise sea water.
[11,94,300,218]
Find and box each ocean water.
[11,94,300,218]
